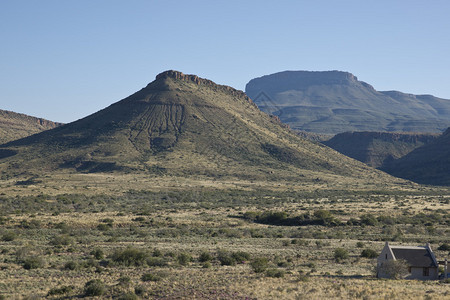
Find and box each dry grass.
[0,193,449,299]
[0,168,433,198]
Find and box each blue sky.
[1,0,449,123]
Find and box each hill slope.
[381,128,450,186]
[245,71,450,134]
[0,109,62,144]
[0,70,400,190]
[323,132,438,168]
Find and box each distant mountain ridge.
[0,109,62,144]
[323,131,439,168]
[0,70,398,189]
[381,128,450,186]
[245,71,450,134]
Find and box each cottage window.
[408,267,411,273]
[385,254,387,259]
[423,267,429,276]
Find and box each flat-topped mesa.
[248,70,360,86]
[155,70,254,104]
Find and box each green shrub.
[276,260,289,267]
[118,293,138,300]
[1,231,17,242]
[438,243,450,251]
[19,219,41,229]
[298,273,309,282]
[141,273,162,282]
[356,241,364,248]
[101,218,114,224]
[250,257,269,273]
[97,223,111,231]
[0,216,7,225]
[217,250,236,266]
[91,248,104,259]
[47,285,73,296]
[177,252,192,266]
[23,256,44,269]
[242,211,260,221]
[377,215,395,225]
[146,256,167,267]
[199,251,213,262]
[361,248,378,258]
[50,235,73,246]
[54,222,70,233]
[258,211,288,225]
[118,276,131,287]
[84,279,105,296]
[266,268,284,278]
[134,285,147,296]
[360,214,378,226]
[111,247,149,266]
[231,251,251,263]
[63,260,78,270]
[81,258,99,269]
[314,210,337,225]
[334,248,349,262]
[306,262,316,269]
[152,248,163,257]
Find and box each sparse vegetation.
[334,248,349,262]
[378,259,410,279]
[438,243,450,251]
[22,256,45,269]
[111,247,150,266]
[0,189,449,298]
[250,257,269,273]
[0,55,449,300]
[361,248,378,258]
[84,279,106,297]
[47,285,73,296]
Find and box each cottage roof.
[390,246,437,267]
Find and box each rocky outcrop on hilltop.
[156,70,255,102]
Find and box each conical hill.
[0,71,400,188]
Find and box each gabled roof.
[390,246,438,268]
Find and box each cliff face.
[245,70,450,134]
[0,110,62,144]
[155,70,255,101]
[381,128,450,186]
[323,131,438,168]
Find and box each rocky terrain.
[381,128,450,185]
[0,109,62,144]
[245,71,450,134]
[323,131,438,168]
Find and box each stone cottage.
[377,242,439,280]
